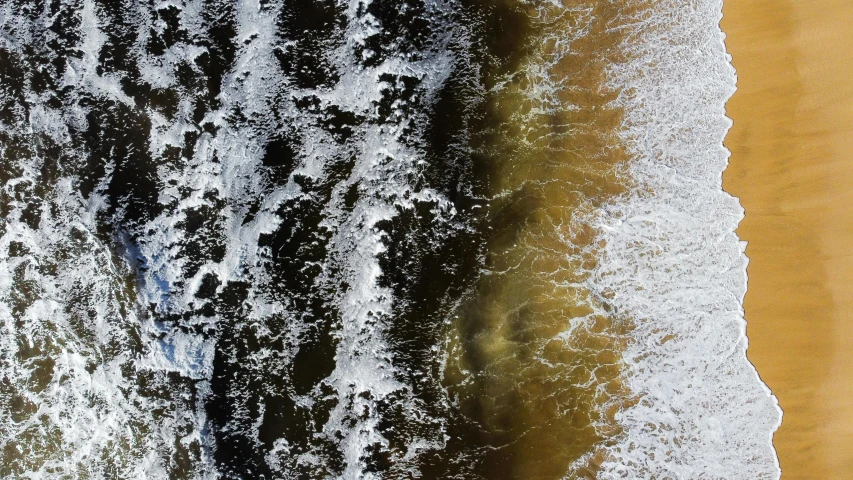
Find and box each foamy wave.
[583,1,782,478]
[3,0,463,476]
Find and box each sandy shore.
[722,0,853,477]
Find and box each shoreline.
[589,1,781,477]
[722,0,853,477]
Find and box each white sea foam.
[135,0,459,475]
[10,0,453,475]
[1,7,187,480]
[579,1,782,478]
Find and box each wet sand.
[722,0,853,477]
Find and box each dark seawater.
[0,0,782,478]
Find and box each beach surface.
[723,0,853,477]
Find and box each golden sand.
[722,0,853,477]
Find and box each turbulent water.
[0,0,781,478]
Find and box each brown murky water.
[440,2,638,478]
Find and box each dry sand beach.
[723,0,853,477]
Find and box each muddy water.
[437,3,635,478]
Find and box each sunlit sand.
[724,0,853,477]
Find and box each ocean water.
[0,0,780,478]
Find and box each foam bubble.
[582,1,782,478]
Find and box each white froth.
[1,1,219,477]
[581,1,782,478]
